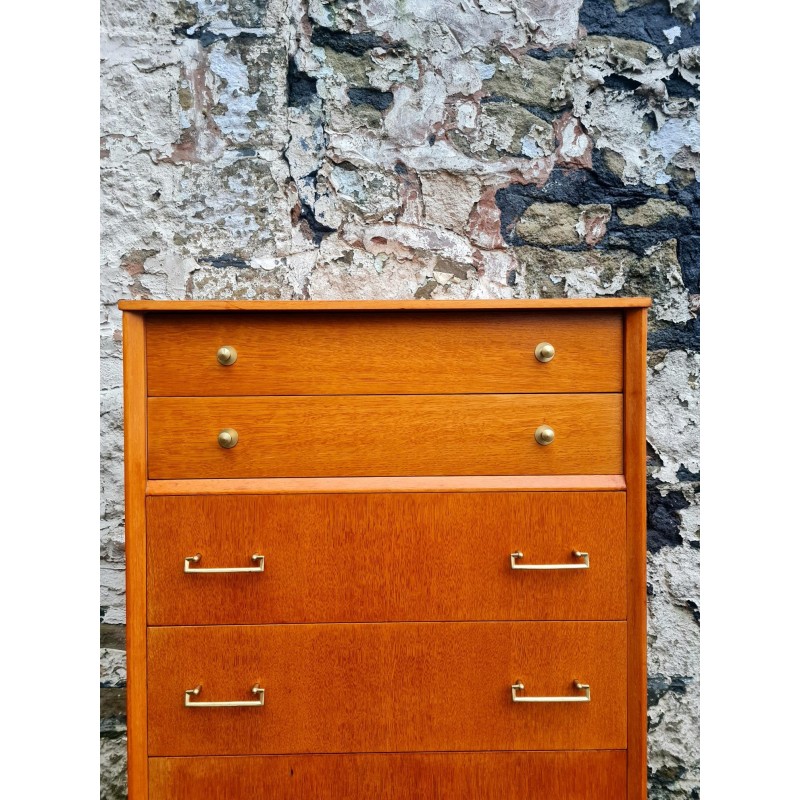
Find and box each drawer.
[149,751,627,799]
[147,621,626,755]
[147,492,626,625]
[145,311,623,396]
[147,394,623,478]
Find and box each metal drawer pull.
[510,550,590,570]
[184,553,265,573]
[216,345,238,366]
[511,680,591,703]
[185,684,265,708]
[534,342,556,363]
[534,424,555,446]
[217,428,239,448]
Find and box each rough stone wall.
[100,1,699,797]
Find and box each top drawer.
[145,311,623,396]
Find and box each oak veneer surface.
[123,301,649,799]
[122,313,148,798]
[146,311,623,396]
[625,308,649,800]
[147,492,626,625]
[121,298,651,311]
[149,751,627,800]
[147,622,626,755]
[146,474,627,494]
[147,394,623,478]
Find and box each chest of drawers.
[120,298,650,799]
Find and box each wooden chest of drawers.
[120,298,650,799]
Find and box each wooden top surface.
[118,298,651,312]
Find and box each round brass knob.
[534,425,555,446]
[535,342,555,363]
[217,428,239,449]
[217,346,238,366]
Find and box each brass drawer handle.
[534,425,555,446]
[510,551,590,570]
[511,680,590,703]
[534,342,556,363]
[218,428,239,448]
[185,684,265,708]
[184,553,265,573]
[216,346,238,366]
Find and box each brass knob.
[217,428,239,449]
[534,425,555,446]
[535,342,555,363]
[217,346,238,366]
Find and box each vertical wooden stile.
[122,312,148,799]
[625,308,649,799]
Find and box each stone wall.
[100,2,699,797]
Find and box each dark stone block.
[649,316,700,353]
[678,234,700,294]
[648,673,690,707]
[101,623,126,651]
[100,688,127,739]
[665,69,700,99]
[348,87,393,111]
[676,465,700,482]
[288,59,318,108]
[526,47,575,61]
[311,26,387,57]
[647,481,690,553]
[603,73,643,92]
[199,254,249,269]
[580,0,700,55]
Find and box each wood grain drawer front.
[147,394,623,478]
[149,751,627,799]
[147,492,626,625]
[145,311,623,396]
[147,622,626,755]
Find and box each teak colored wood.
[625,309,649,800]
[147,621,626,755]
[149,751,627,800]
[122,312,148,798]
[120,299,649,799]
[147,394,623,478]
[146,311,623,396]
[146,474,627,494]
[120,298,651,311]
[147,492,627,625]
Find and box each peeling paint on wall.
[101,2,700,797]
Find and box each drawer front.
[147,622,626,755]
[147,492,626,625]
[147,394,623,478]
[149,751,627,799]
[146,311,623,396]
